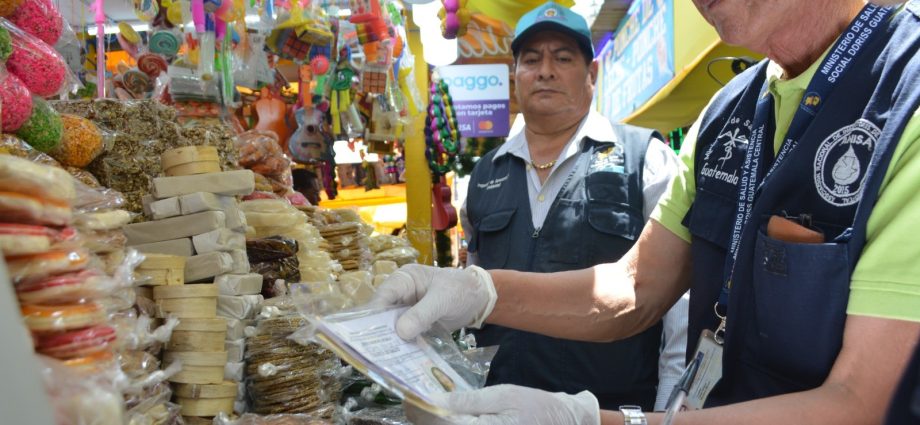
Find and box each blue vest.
[467,123,663,410]
[682,3,920,406]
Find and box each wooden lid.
[153,284,218,299]
[165,160,221,177]
[163,350,227,366]
[172,381,238,399]
[138,254,187,270]
[161,146,219,169]
[173,317,227,332]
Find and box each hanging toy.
[289,106,332,164]
[438,0,471,39]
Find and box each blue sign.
[595,0,674,122]
[438,64,511,137]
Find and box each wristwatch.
[619,405,647,425]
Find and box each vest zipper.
[532,227,541,238]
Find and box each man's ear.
[589,60,599,85]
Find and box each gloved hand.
[369,264,497,340]
[405,384,601,425]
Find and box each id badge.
[683,329,723,410]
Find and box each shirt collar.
[492,110,617,163]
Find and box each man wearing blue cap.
[452,0,685,412]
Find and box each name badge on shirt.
[683,330,723,410]
[589,144,625,173]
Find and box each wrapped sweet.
[0,26,11,60]
[49,114,104,167]
[17,96,64,152]
[0,67,32,132]
[3,18,68,97]
[7,0,63,45]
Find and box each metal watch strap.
[619,405,647,425]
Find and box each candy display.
[0,134,60,166]
[16,97,64,152]
[7,0,63,45]
[49,114,104,167]
[0,68,32,132]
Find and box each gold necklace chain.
[530,159,556,170]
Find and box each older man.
[455,1,684,412]
[377,0,920,424]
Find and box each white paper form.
[317,307,472,411]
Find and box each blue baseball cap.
[512,1,594,60]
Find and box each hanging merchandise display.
[424,78,460,177]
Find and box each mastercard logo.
[478,120,494,130]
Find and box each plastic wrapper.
[0,222,77,256]
[71,179,126,214]
[0,66,33,132]
[16,268,113,305]
[0,133,58,165]
[49,114,105,167]
[1,17,73,97]
[337,271,375,305]
[244,313,343,416]
[65,165,100,186]
[291,303,496,416]
[0,154,76,203]
[17,96,64,152]
[0,191,70,225]
[7,0,62,45]
[373,247,420,266]
[247,236,299,263]
[0,25,11,60]
[243,190,282,201]
[7,248,90,282]
[214,412,334,425]
[39,355,125,425]
[341,405,410,425]
[235,130,292,178]
[73,209,133,230]
[119,350,161,379]
[34,324,118,359]
[367,235,410,253]
[252,256,301,298]
[78,228,127,253]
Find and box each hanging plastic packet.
[7,0,62,45]
[198,16,217,80]
[0,65,33,132]
[0,17,78,98]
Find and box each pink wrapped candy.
[7,0,62,45]
[5,24,66,97]
[0,69,33,132]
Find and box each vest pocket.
[751,227,850,387]
[687,187,736,249]
[474,208,516,269]
[587,203,643,241]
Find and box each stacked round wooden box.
[155,283,236,420]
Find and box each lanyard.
[714,4,894,322]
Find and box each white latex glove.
[369,264,497,340]
[405,385,601,425]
